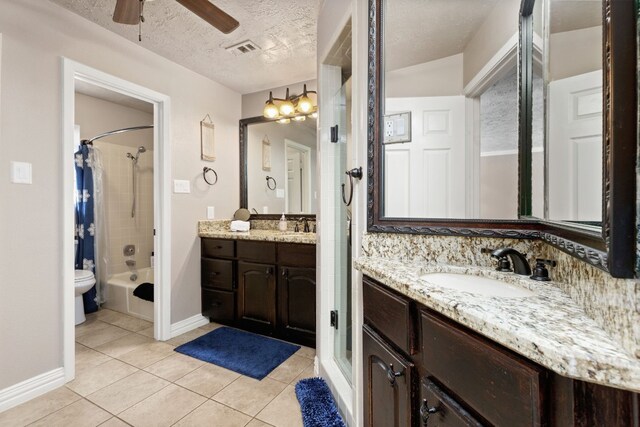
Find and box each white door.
[547,70,602,222]
[384,96,466,218]
[286,149,303,213]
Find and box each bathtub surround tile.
[94,333,153,358]
[173,400,252,427]
[144,353,204,382]
[118,384,206,427]
[87,370,169,415]
[75,324,132,349]
[212,376,288,417]
[116,341,175,368]
[29,399,111,427]
[267,355,313,384]
[175,363,240,398]
[67,359,139,396]
[255,385,303,427]
[0,387,81,426]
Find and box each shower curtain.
[75,143,106,312]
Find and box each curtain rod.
[87,125,154,143]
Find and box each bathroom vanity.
[199,224,317,347]
[358,259,640,426]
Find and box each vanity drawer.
[202,289,235,323]
[237,240,276,264]
[420,309,547,426]
[202,238,235,258]
[202,258,234,290]
[278,243,316,267]
[363,277,414,355]
[420,379,485,427]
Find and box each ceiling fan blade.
[175,0,239,34]
[113,0,141,25]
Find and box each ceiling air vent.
[225,40,260,56]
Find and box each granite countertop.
[198,222,316,245]
[355,256,640,393]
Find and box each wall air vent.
[225,40,261,56]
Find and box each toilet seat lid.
[75,269,94,281]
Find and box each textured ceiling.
[384,0,499,71]
[48,0,319,94]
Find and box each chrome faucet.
[489,248,531,276]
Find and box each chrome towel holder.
[203,167,218,185]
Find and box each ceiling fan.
[113,0,239,34]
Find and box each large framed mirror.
[520,0,637,277]
[240,116,317,217]
[367,0,637,277]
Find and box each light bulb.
[310,111,318,119]
[279,100,295,116]
[297,95,313,113]
[263,92,279,118]
[277,118,290,124]
[293,115,306,121]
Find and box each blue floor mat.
[174,327,300,380]
[295,377,346,427]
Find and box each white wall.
[247,121,317,214]
[385,53,463,98]
[0,0,240,390]
[550,26,601,81]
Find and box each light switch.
[276,189,285,198]
[10,161,32,184]
[173,179,191,193]
[207,206,215,219]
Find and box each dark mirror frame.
[366,0,637,277]
[239,116,316,220]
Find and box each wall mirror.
[368,0,637,277]
[520,0,636,276]
[240,116,317,216]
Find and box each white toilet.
[75,270,96,325]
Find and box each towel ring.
[266,176,277,190]
[203,167,218,185]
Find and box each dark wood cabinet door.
[201,289,235,324]
[201,258,234,290]
[419,379,486,427]
[237,261,276,334]
[363,325,414,427]
[277,266,316,347]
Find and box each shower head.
[138,146,146,154]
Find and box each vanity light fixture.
[262,84,318,123]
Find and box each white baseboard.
[170,314,210,338]
[0,368,65,413]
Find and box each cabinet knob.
[265,267,273,276]
[282,268,288,277]
[386,363,404,386]
[420,398,439,425]
[209,272,219,277]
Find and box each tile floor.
[0,309,315,427]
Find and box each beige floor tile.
[66,359,139,396]
[0,387,80,426]
[292,364,316,384]
[173,400,251,427]
[75,344,113,370]
[166,328,208,347]
[118,384,206,427]
[109,315,153,333]
[75,319,112,339]
[246,420,274,427]
[267,355,313,384]
[256,385,303,427]
[295,346,316,360]
[213,376,287,417]
[198,321,223,332]
[87,370,169,415]
[94,333,153,358]
[175,364,240,398]
[137,326,155,338]
[94,308,122,323]
[144,353,204,382]
[116,341,175,368]
[29,399,111,427]
[76,324,132,349]
[98,417,130,427]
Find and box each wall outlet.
[173,179,191,193]
[10,161,32,184]
[276,189,285,198]
[207,206,215,219]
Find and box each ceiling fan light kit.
[262,84,318,123]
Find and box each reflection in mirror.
[538,0,603,227]
[382,0,522,220]
[246,118,317,214]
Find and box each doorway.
[284,139,312,214]
[62,59,172,381]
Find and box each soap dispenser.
[278,214,288,231]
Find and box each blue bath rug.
[174,327,300,380]
[295,378,346,427]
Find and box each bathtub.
[103,267,154,322]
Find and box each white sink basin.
[420,273,535,298]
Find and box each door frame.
[284,139,312,213]
[62,58,172,381]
